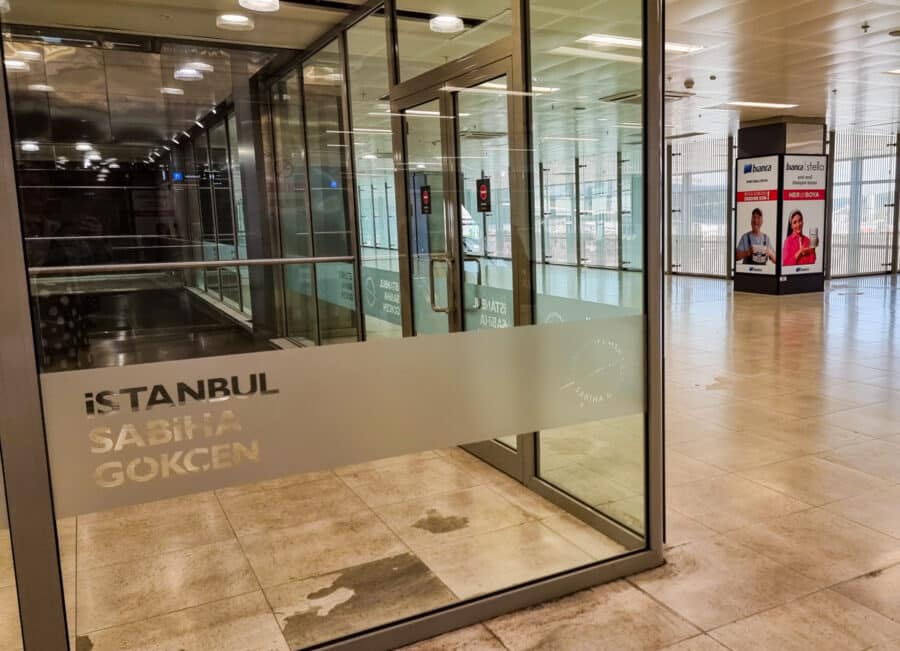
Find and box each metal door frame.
[391,56,529,480]
[0,0,665,648]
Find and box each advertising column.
[781,155,827,276]
[735,156,780,290]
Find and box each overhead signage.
[476,177,492,213]
[420,185,432,215]
[735,155,779,276]
[781,155,826,275]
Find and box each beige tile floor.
[407,276,900,650]
[2,275,900,650]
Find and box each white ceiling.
[666,0,900,137]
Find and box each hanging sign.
[477,177,492,213]
[420,185,432,215]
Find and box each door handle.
[429,256,450,313]
[464,255,483,312]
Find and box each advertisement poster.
[735,156,779,275]
[781,155,826,275]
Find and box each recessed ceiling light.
[108,162,120,169]
[726,100,798,109]
[548,47,642,64]
[362,153,378,160]
[160,87,184,95]
[239,0,279,11]
[577,33,703,53]
[16,50,42,62]
[20,141,39,152]
[429,15,464,34]
[4,60,29,72]
[185,61,214,73]
[75,142,93,152]
[27,83,54,92]
[86,151,102,161]
[216,13,255,30]
[174,67,203,81]
[162,146,171,151]
[181,131,192,139]
[481,81,560,94]
[885,69,900,75]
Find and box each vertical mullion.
[338,30,367,342]
[726,135,735,280]
[666,144,673,274]
[824,129,836,279]
[298,67,322,345]
[0,69,70,651]
[440,91,462,333]
[892,133,900,275]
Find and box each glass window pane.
[530,0,647,537]
[303,41,352,257]
[347,14,402,340]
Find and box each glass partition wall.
[0,1,663,649]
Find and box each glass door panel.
[405,99,451,336]
[455,77,517,453]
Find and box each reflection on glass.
[530,0,647,536]
[405,100,450,336]
[457,76,513,334]
[0,464,23,650]
[347,14,402,340]
[303,41,351,257]
[396,1,512,81]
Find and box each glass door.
[399,67,526,477]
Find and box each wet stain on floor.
[412,509,469,534]
[75,635,93,651]
[280,552,455,648]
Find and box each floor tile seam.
[813,448,900,482]
[73,525,241,575]
[733,458,893,506]
[329,472,464,601]
[75,587,267,638]
[720,506,900,582]
[337,469,489,511]
[702,585,900,643]
[536,514,628,562]
[621,575,706,640]
[207,489,287,645]
[702,502,819,536]
[73,533,251,581]
[230,501,379,540]
[212,469,342,500]
[480,623,514,650]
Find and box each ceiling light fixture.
[162,146,171,151]
[481,81,559,94]
[160,87,184,95]
[86,151,102,161]
[362,153,378,160]
[27,83,54,92]
[216,13,255,31]
[725,100,798,109]
[4,60,29,72]
[429,15,464,34]
[239,0,280,11]
[109,163,120,169]
[185,61,214,72]
[75,142,93,152]
[0,0,9,15]
[174,67,203,81]
[885,69,900,75]
[181,131,192,139]
[194,120,205,128]
[548,47,642,64]
[578,33,703,54]
[20,141,39,152]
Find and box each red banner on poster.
[783,189,826,200]
[737,190,779,202]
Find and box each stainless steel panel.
[44,44,106,94]
[49,90,112,143]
